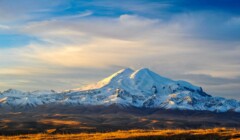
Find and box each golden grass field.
[0,128,239,140]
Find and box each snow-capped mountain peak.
[130,68,172,83]
[0,68,239,112]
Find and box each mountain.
[0,68,239,112]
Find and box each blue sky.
[0,0,240,99]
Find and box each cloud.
[3,14,239,72]
[179,74,240,86]
[19,39,141,68]
[0,0,69,22]
[13,14,198,68]
[0,24,9,29]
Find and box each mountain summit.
[81,68,210,97]
[0,68,239,112]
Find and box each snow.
[80,68,134,90]
[0,68,239,112]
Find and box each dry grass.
[38,119,81,126]
[0,128,239,140]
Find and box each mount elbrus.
[0,68,239,112]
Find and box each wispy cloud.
[0,24,10,29]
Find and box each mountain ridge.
[0,68,239,112]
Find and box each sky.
[0,0,239,99]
